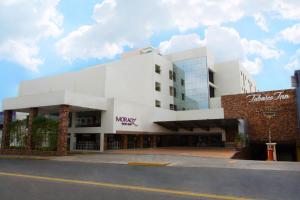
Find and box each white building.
[2,47,256,152]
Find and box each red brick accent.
[1,110,13,149]
[57,105,69,156]
[27,107,38,150]
[222,89,298,142]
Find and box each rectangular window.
[174,105,177,111]
[173,88,177,97]
[209,86,215,98]
[182,93,185,101]
[169,104,174,110]
[75,111,101,127]
[68,112,72,127]
[173,71,176,81]
[209,70,214,83]
[155,100,161,108]
[181,79,184,86]
[155,82,161,92]
[155,64,161,74]
[169,70,173,80]
[169,86,174,96]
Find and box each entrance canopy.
[155,119,239,131]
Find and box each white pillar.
[70,133,76,151]
[100,133,104,152]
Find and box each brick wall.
[222,89,298,142]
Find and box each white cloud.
[284,59,299,71]
[159,26,282,74]
[242,58,263,75]
[253,13,269,32]
[56,0,299,62]
[0,0,62,71]
[280,24,300,44]
[159,34,204,54]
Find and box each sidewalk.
[49,153,300,171]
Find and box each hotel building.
[2,46,276,156]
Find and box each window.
[155,82,161,92]
[155,64,161,74]
[181,79,184,86]
[75,111,101,127]
[173,71,176,81]
[174,105,177,111]
[155,100,161,108]
[68,112,72,127]
[169,104,174,110]
[209,70,214,83]
[182,93,185,101]
[182,107,186,111]
[173,88,177,97]
[209,86,215,98]
[169,86,174,96]
[169,70,173,80]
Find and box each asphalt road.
[0,158,299,200]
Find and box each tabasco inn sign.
[247,91,289,103]
[116,116,138,126]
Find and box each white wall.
[19,66,106,97]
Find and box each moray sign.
[116,116,138,126]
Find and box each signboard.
[247,91,289,103]
[116,116,138,126]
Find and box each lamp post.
[262,108,277,161]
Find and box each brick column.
[57,105,69,156]
[296,139,300,162]
[1,110,13,149]
[27,107,38,150]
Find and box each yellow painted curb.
[0,171,252,200]
[127,162,170,166]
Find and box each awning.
[155,118,239,131]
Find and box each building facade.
[2,47,259,156]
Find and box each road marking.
[127,162,170,166]
[0,171,251,200]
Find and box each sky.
[0,0,300,110]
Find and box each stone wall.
[222,89,298,142]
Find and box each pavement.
[0,157,299,200]
[48,152,300,172]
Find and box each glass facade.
[173,57,209,110]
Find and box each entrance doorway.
[75,133,100,150]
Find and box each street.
[0,158,299,200]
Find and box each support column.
[122,135,128,149]
[1,110,13,149]
[69,133,76,151]
[57,105,69,156]
[27,107,38,150]
[100,133,104,152]
[138,135,143,148]
[151,135,157,148]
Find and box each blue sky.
[0,0,300,109]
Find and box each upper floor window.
[155,82,161,92]
[169,104,174,110]
[169,86,174,96]
[75,111,101,127]
[169,70,173,80]
[182,93,185,101]
[155,64,161,74]
[155,100,161,108]
[173,88,177,97]
[174,105,177,111]
[209,86,215,98]
[173,72,176,81]
[209,70,214,84]
[181,79,185,86]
